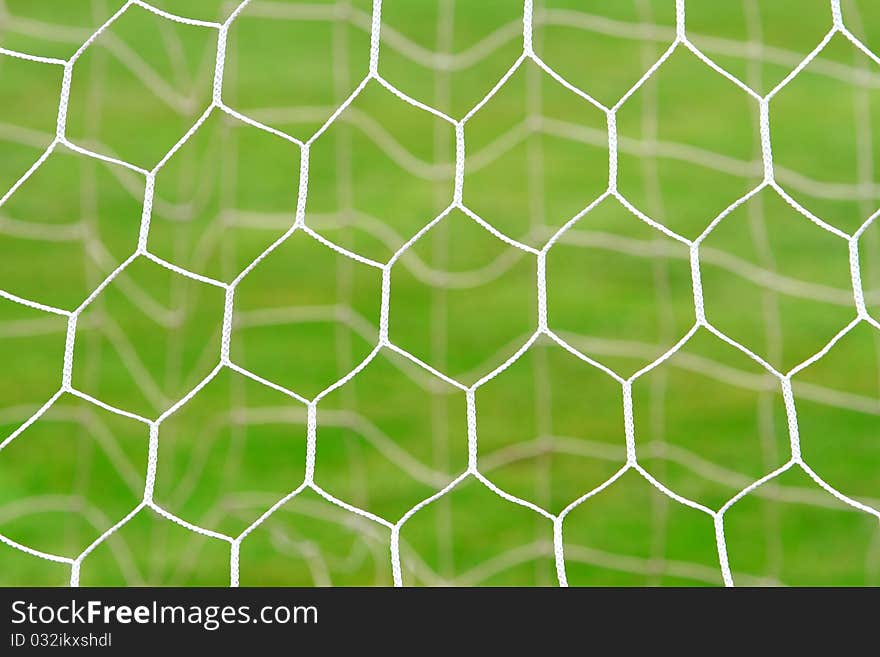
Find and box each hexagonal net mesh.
[0,0,879,586]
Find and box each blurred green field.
[1,0,879,587]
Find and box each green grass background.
[0,0,879,586]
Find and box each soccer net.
[0,0,879,587]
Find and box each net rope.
[0,0,879,586]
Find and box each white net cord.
[0,0,878,587]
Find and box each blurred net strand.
[633,0,673,586]
[10,4,880,209]
[742,0,786,582]
[0,0,879,587]
[0,3,868,584]
[1,3,874,280]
